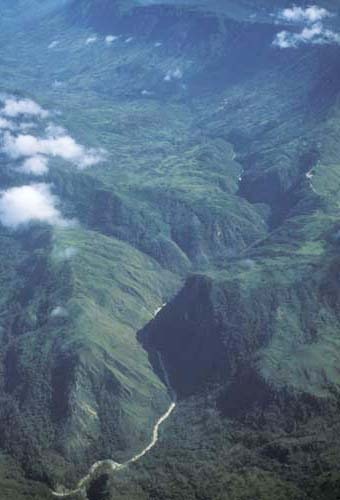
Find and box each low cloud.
[1,97,49,119]
[50,306,68,318]
[54,246,78,260]
[279,5,330,23]
[20,156,49,175]
[0,184,66,228]
[19,122,37,131]
[164,68,183,82]
[48,40,59,49]
[3,126,104,169]
[46,123,66,136]
[274,5,339,48]
[105,35,118,44]
[0,117,15,130]
[273,22,340,48]
[85,36,97,45]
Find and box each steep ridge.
[51,320,176,497]
[138,226,340,499]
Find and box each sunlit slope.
[0,223,178,490]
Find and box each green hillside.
[0,0,340,498]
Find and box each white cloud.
[19,122,37,131]
[0,184,66,228]
[54,246,78,260]
[279,5,330,24]
[273,22,340,48]
[164,68,183,82]
[105,35,118,44]
[46,123,67,137]
[3,127,105,169]
[3,133,40,158]
[274,5,339,48]
[48,40,59,49]
[85,36,97,45]
[0,117,15,130]
[50,306,68,318]
[125,37,134,43]
[299,22,324,40]
[1,97,48,119]
[20,156,49,175]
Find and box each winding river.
[52,305,175,498]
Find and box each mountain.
[0,0,340,499]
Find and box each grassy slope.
[0,222,179,487]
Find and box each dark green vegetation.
[1,0,340,498]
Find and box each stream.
[52,305,175,498]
